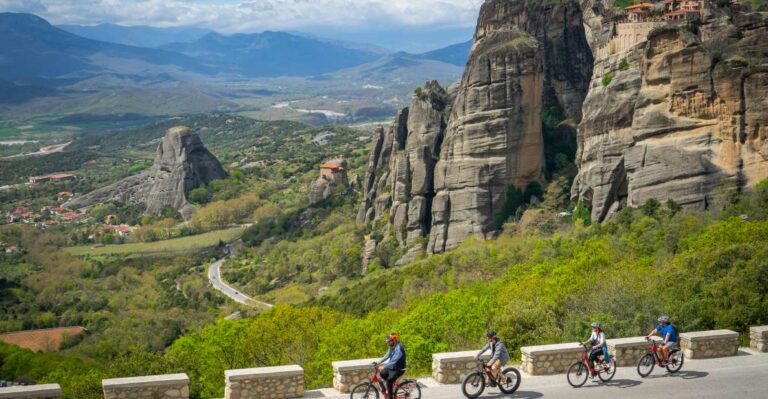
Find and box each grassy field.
[66,226,246,257]
[0,126,19,137]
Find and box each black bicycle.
[461,359,521,398]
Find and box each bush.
[602,72,613,87]
[618,58,630,71]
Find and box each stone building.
[309,159,349,204]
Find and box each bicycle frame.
[582,344,609,372]
[646,340,668,365]
[366,363,408,398]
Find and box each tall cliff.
[359,0,593,264]
[572,5,768,221]
[70,126,228,217]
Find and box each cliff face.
[572,7,768,221]
[70,126,228,217]
[359,0,593,262]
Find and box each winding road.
[208,256,273,309]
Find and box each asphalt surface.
[208,257,273,309]
[310,348,768,399]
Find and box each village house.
[57,191,74,201]
[62,212,86,223]
[28,173,76,184]
[103,224,133,237]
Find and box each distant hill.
[58,23,211,48]
[418,40,472,67]
[0,13,212,80]
[163,31,381,77]
[331,52,463,85]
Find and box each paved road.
[208,257,273,309]
[312,349,768,399]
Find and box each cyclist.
[378,332,406,399]
[646,315,678,366]
[474,330,509,385]
[582,321,607,379]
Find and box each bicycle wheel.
[666,349,684,373]
[498,367,521,394]
[351,382,379,399]
[598,358,617,383]
[637,353,655,377]
[461,371,485,399]
[566,362,588,388]
[395,380,420,399]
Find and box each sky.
[0,0,483,51]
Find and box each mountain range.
[0,12,471,82]
[58,23,212,48]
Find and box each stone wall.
[225,365,304,399]
[0,384,61,399]
[331,358,378,393]
[520,343,584,375]
[680,330,740,359]
[750,326,768,352]
[431,351,491,384]
[595,21,665,59]
[607,337,649,367]
[102,374,189,399]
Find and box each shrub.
[618,58,630,71]
[602,72,613,87]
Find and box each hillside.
[3,180,768,398]
[417,39,472,66]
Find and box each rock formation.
[358,0,594,263]
[309,159,349,204]
[69,126,228,217]
[572,4,768,221]
[359,0,768,266]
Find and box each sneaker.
[661,361,668,367]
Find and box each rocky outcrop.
[358,0,594,262]
[572,8,768,221]
[357,81,451,263]
[69,126,227,217]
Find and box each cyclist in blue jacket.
[378,332,406,399]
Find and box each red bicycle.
[566,343,616,387]
[350,363,420,399]
[637,337,683,377]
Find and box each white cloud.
[0,0,484,33]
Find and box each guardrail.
[102,374,189,399]
[225,365,304,399]
[0,384,61,399]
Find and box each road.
[208,257,273,309]
[311,349,768,399]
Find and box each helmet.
[486,330,497,338]
[591,322,602,329]
[386,332,399,344]
[658,315,670,323]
